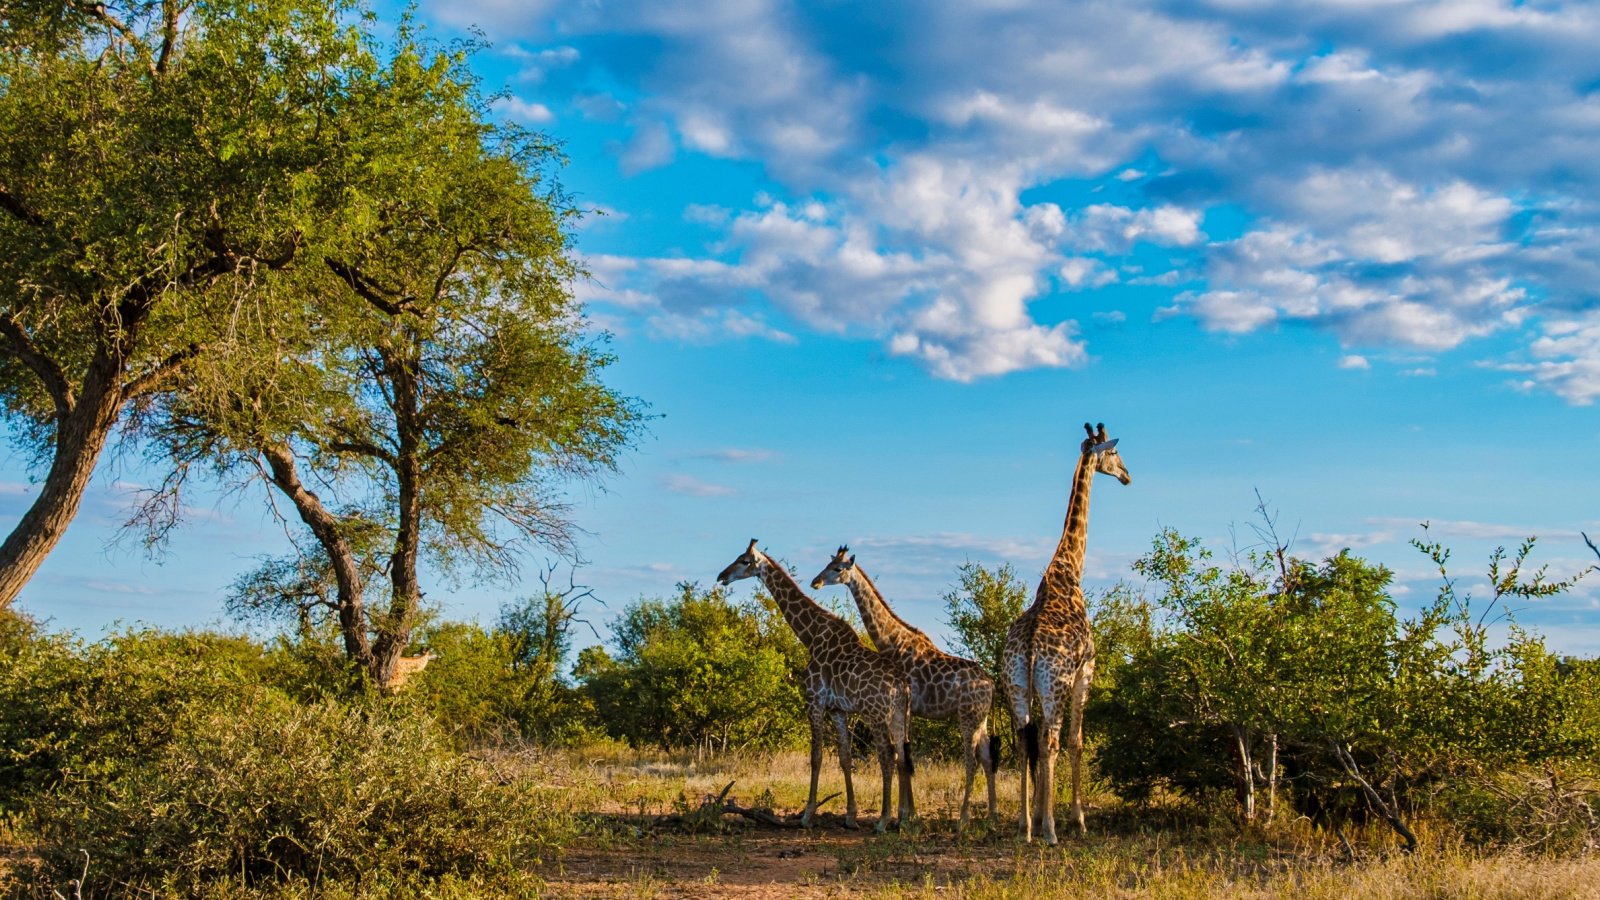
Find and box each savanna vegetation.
[3,1,1599,897]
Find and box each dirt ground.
[540,812,1033,898]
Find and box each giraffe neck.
[1038,448,1097,606]
[757,556,850,652]
[844,566,933,656]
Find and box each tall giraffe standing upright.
[1002,422,1131,843]
[811,548,999,828]
[717,539,915,832]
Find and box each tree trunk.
[0,367,122,609]
[259,442,374,673]
[370,338,423,688]
[1330,740,1417,852]
[1232,723,1256,821]
[1265,732,1279,822]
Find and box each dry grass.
[7,745,1595,898]
[484,747,1600,899]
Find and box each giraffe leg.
[894,704,915,827]
[977,716,999,826]
[803,706,826,829]
[1014,718,1033,841]
[1036,720,1062,846]
[1068,661,1094,835]
[832,712,859,829]
[1005,658,1035,841]
[957,713,980,829]
[872,727,895,833]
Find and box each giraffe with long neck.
[717,539,915,832]
[1002,422,1131,843]
[811,548,999,827]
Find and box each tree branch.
[327,439,397,469]
[123,341,200,398]
[325,258,417,318]
[155,0,182,74]
[0,313,76,420]
[0,183,48,230]
[1329,740,1417,853]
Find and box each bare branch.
[70,1,148,58]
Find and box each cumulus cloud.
[443,0,1600,399]
[1497,311,1600,405]
[1339,355,1370,370]
[493,96,554,124]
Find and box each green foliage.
[0,609,81,807]
[0,0,372,606]
[578,583,808,755]
[941,562,1027,759]
[401,619,601,747]
[31,691,567,894]
[0,618,275,810]
[1092,524,1598,848]
[942,561,1028,682]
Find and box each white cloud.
[617,119,675,174]
[662,474,735,498]
[1496,311,1600,405]
[1338,354,1370,370]
[443,0,1600,400]
[493,96,554,124]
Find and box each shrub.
[0,620,270,811]
[578,582,807,754]
[402,620,603,747]
[30,691,568,894]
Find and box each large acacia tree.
[0,0,361,607]
[163,27,643,686]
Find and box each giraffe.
[717,539,916,832]
[1001,422,1130,843]
[811,547,999,828]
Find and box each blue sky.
[4,0,1599,655]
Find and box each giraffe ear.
[847,554,857,567]
[1092,438,1119,453]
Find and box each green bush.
[1090,526,1598,849]
[30,691,568,894]
[402,620,603,747]
[0,618,273,811]
[578,582,807,754]
[0,610,81,809]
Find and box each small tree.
[578,583,807,756]
[153,21,643,687]
[941,561,1027,759]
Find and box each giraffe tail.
[903,741,914,775]
[987,734,1002,771]
[1023,720,1040,778]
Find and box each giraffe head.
[716,538,768,585]
[809,545,857,590]
[1081,422,1132,485]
